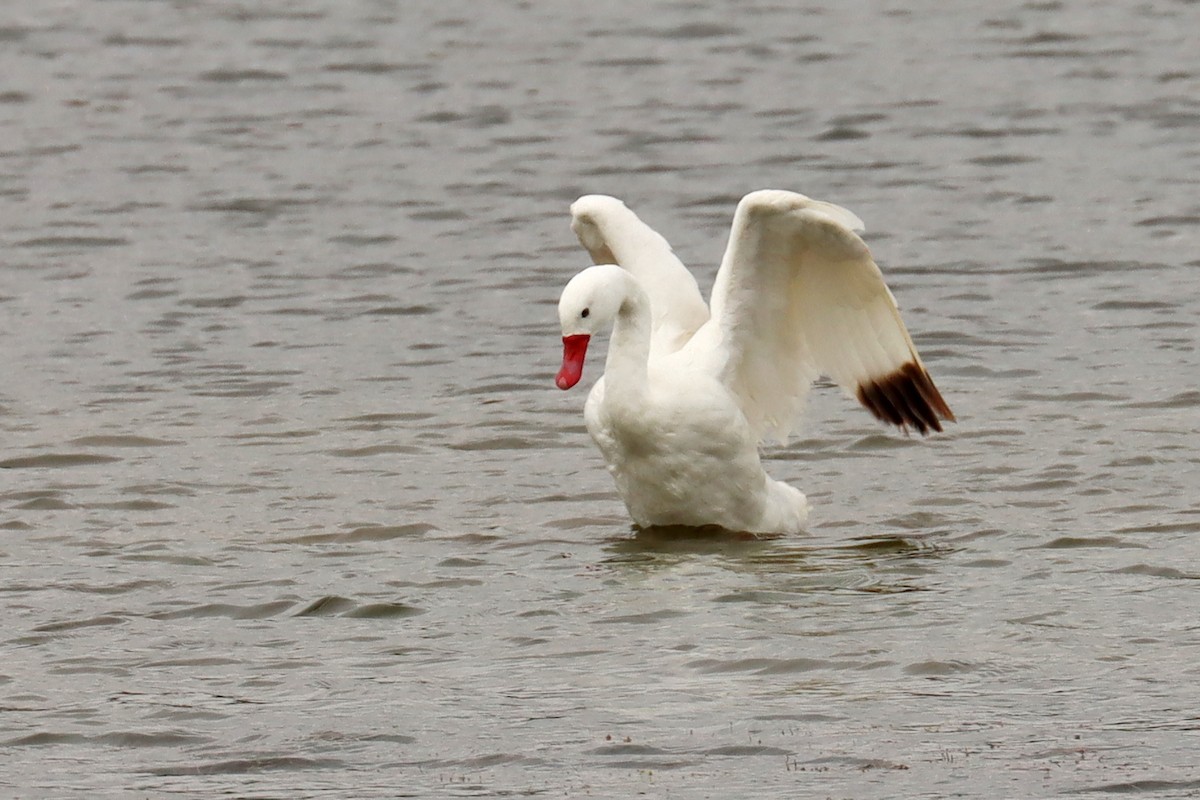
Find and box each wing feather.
[702,190,954,440]
[570,195,709,355]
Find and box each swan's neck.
[605,280,652,398]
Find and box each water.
[2,0,1198,796]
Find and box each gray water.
[2,1,1199,797]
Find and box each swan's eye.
[581,308,590,318]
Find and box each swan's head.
[555,264,628,390]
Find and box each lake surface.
[2,1,1199,797]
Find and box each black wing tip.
[856,362,955,436]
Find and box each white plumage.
[556,190,953,534]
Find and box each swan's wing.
[571,195,709,355]
[703,190,954,441]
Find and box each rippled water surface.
[3,1,1199,797]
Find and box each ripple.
[14,496,75,510]
[588,743,673,756]
[285,523,437,544]
[324,61,422,75]
[704,745,793,756]
[1037,536,1147,550]
[363,304,438,316]
[147,756,345,776]
[415,106,511,128]
[437,557,488,568]
[68,436,179,448]
[191,197,313,216]
[903,659,979,676]
[293,596,357,617]
[344,602,425,619]
[0,453,121,472]
[16,236,129,249]
[89,500,175,511]
[198,69,289,82]
[688,657,838,674]
[290,596,424,619]
[4,730,206,747]
[1109,564,1200,580]
[1076,778,1200,795]
[150,601,295,620]
[1115,521,1200,535]
[658,22,742,39]
[596,610,689,625]
[427,752,547,768]
[103,34,184,47]
[1136,215,1200,228]
[31,614,128,633]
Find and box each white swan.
[555,190,953,534]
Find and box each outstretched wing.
[697,190,954,441]
[570,195,710,356]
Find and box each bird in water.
[555,190,954,534]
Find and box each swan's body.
[556,190,953,534]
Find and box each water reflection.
[612,523,782,553]
[600,524,948,596]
